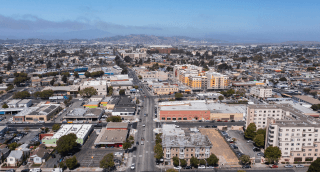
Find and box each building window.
[167,118,171,120]
[178,118,182,120]
[183,118,187,120]
[162,118,165,120]
[172,118,176,120]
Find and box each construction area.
[199,128,239,167]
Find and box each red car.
[270,165,278,168]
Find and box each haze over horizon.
[0,0,320,43]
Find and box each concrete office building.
[79,80,108,96]
[250,86,272,98]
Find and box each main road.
[129,67,156,172]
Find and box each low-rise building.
[41,124,93,147]
[13,104,60,122]
[152,84,178,95]
[63,108,104,122]
[94,123,129,147]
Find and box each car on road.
[141,141,144,145]
[206,166,215,169]
[284,164,293,168]
[247,140,254,143]
[198,165,206,169]
[295,164,304,168]
[184,166,192,169]
[270,165,278,168]
[21,169,29,172]
[142,124,145,127]
[253,147,261,152]
[130,163,135,170]
[173,166,182,170]
[231,144,238,149]
[257,152,264,156]
[136,141,139,145]
[242,165,251,169]
[175,125,180,128]
[172,120,177,123]
[212,125,217,128]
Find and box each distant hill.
[281,41,320,45]
[95,34,225,44]
[0,39,20,44]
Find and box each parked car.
[247,140,254,143]
[212,125,217,128]
[270,165,278,168]
[253,147,261,152]
[257,152,264,156]
[198,165,206,169]
[136,141,139,145]
[242,165,251,169]
[184,166,192,169]
[295,164,304,168]
[284,164,293,168]
[173,166,182,170]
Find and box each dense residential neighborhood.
[0,38,320,172]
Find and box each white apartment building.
[250,86,272,98]
[247,104,320,163]
[79,80,108,96]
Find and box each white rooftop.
[52,124,93,139]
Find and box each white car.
[175,125,180,128]
[284,164,293,168]
[130,163,135,170]
[172,120,177,123]
[142,124,145,127]
[198,165,206,169]
[173,166,182,170]
[295,164,304,168]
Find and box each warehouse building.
[41,124,93,147]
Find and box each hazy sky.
[0,0,319,42]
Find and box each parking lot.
[18,130,39,145]
[227,130,261,161]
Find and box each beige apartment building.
[246,104,320,163]
[153,85,178,95]
[162,124,212,165]
[139,71,169,81]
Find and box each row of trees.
[244,123,266,147]
[84,71,104,78]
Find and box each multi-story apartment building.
[173,64,202,80]
[188,75,202,89]
[139,71,169,81]
[250,86,272,98]
[246,104,320,163]
[206,72,229,90]
[162,124,212,165]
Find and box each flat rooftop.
[52,124,93,139]
[94,128,127,145]
[207,103,246,114]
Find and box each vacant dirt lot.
[199,128,238,165]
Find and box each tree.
[99,153,115,170]
[34,90,54,99]
[180,159,187,167]
[56,133,77,155]
[79,87,98,97]
[6,85,14,91]
[47,61,52,68]
[123,140,132,150]
[66,156,78,169]
[106,116,122,122]
[136,99,140,104]
[59,162,66,169]
[128,136,134,144]
[173,156,179,166]
[190,156,199,167]
[310,91,318,98]
[56,63,61,69]
[155,133,162,144]
[256,128,266,137]
[121,68,128,74]
[13,91,30,99]
[264,146,281,164]
[124,56,132,63]
[311,104,320,111]
[74,72,79,78]
[199,159,206,165]
[52,124,61,131]
[8,55,13,63]
[50,78,55,86]
[166,169,178,172]
[304,88,311,94]
[107,86,113,96]
[218,95,224,102]
[154,143,164,160]
[245,123,257,140]
[62,75,68,83]
[2,103,8,108]
[8,142,21,150]
[84,71,91,78]
[308,157,320,172]
[254,134,265,147]
[138,75,142,79]
[279,77,287,81]
[207,154,219,166]
[119,89,126,95]
[239,155,250,165]
[175,93,183,100]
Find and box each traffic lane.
[228,130,257,158]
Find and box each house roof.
[8,150,23,159]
